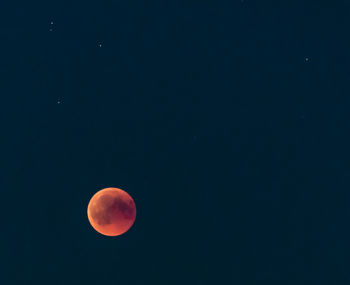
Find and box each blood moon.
[87,187,136,236]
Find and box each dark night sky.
[2,1,350,284]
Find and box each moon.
[87,187,136,236]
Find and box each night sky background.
[2,1,350,284]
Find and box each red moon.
[87,187,136,236]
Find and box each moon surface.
[87,187,136,236]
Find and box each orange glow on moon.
[87,187,136,236]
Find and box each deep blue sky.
[2,1,350,284]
